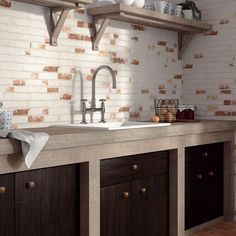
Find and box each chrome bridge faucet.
[81,65,117,123]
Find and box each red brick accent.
[28,115,44,123]
[221,90,231,94]
[131,59,139,65]
[215,111,230,116]
[219,19,229,24]
[60,94,72,100]
[157,41,167,46]
[141,89,149,94]
[47,87,59,93]
[131,37,138,42]
[43,66,59,72]
[119,107,130,112]
[224,100,231,105]
[99,51,117,57]
[13,80,25,86]
[196,90,206,94]
[58,73,72,80]
[174,75,183,79]
[159,90,166,94]
[131,24,146,31]
[166,47,175,53]
[111,57,126,64]
[6,86,15,92]
[13,109,29,115]
[75,48,85,53]
[184,64,193,69]
[193,53,203,59]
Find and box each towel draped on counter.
[0,129,49,168]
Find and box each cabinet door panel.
[185,165,206,229]
[132,174,168,236]
[101,182,132,236]
[15,165,80,236]
[0,174,14,236]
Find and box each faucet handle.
[99,99,106,102]
[81,99,87,102]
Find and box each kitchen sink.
[52,121,171,130]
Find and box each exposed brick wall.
[0,1,183,128]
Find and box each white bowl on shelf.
[132,0,145,8]
[115,0,134,6]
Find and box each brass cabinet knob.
[209,171,214,177]
[202,152,208,157]
[122,192,129,199]
[197,174,203,180]
[25,181,36,189]
[0,187,6,194]
[131,164,139,171]
[139,187,147,194]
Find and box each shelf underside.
[87,4,212,33]
[14,0,91,8]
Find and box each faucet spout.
[91,65,117,109]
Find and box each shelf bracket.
[50,8,70,46]
[92,17,110,51]
[178,33,193,60]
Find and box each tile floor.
[192,222,236,236]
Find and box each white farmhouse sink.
[52,121,171,130]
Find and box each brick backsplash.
[0,1,183,128]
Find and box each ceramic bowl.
[132,0,145,8]
[115,0,134,6]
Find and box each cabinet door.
[185,164,205,229]
[101,182,132,236]
[15,165,80,236]
[0,174,14,236]
[132,174,168,236]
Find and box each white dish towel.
[0,129,49,168]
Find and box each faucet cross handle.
[99,99,106,103]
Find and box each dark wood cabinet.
[185,143,223,230]
[0,174,15,236]
[101,151,169,236]
[0,165,80,236]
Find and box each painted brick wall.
[174,0,236,120]
[0,1,183,128]
[172,0,236,220]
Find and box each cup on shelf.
[0,111,13,129]
[154,1,168,13]
[173,5,182,17]
[143,3,155,10]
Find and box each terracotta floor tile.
[191,222,236,236]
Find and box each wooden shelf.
[87,3,213,58]
[13,0,92,46]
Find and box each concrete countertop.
[1,120,236,156]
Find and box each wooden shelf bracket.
[92,17,110,51]
[178,32,193,60]
[50,8,70,46]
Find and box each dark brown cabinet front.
[101,151,169,236]
[0,165,80,236]
[185,143,223,230]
